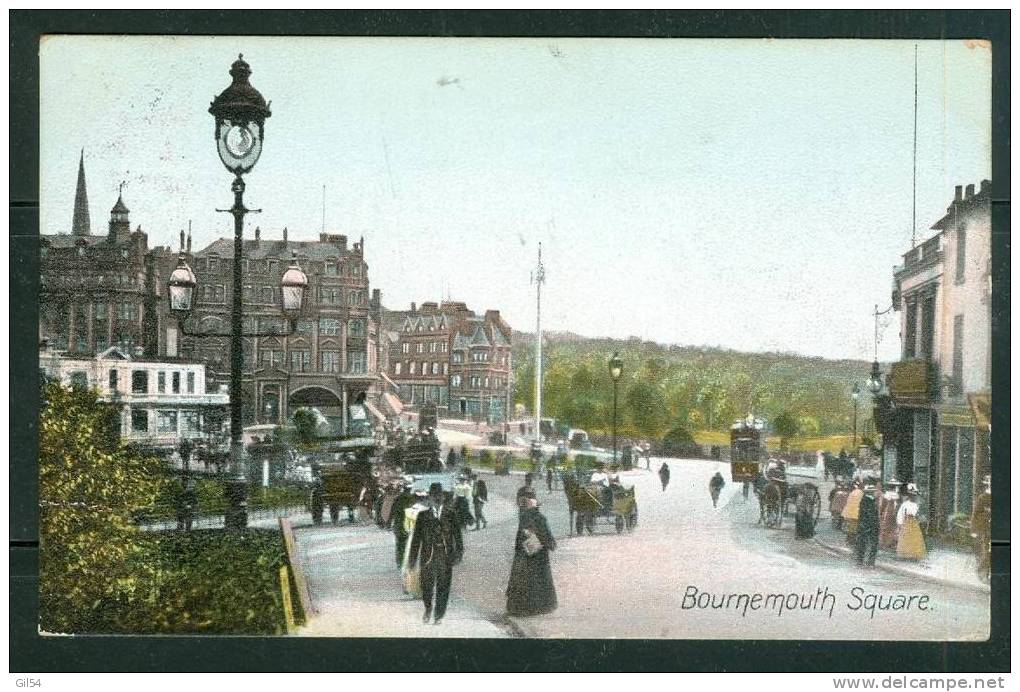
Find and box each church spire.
[71,149,91,236]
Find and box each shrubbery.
[39,380,294,635]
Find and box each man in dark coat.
[516,473,535,504]
[472,474,488,530]
[506,489,557,616]
[856,478,880,566]
[408,482,464,625]
[390,484,414,568]
[709,472,725,508]
[658,463,670,492]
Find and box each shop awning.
[968,392,991,431]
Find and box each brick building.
[149,230,386,433]
[39,153,150,355]
[383,301,512,422]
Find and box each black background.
[9,10,1010,672]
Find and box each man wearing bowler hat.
[408,481,464,624]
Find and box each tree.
[772,410,799,450]
[626,379,669,439]
[660,424,697,456]
[39,380,164,633]
[291,408,319,446]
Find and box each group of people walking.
[832,477,926,566]
[400,470,558,626]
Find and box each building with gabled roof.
[383,301,513,422]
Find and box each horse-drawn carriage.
[563,473,638,535]
[755,460,822,529]
[309,438,379,525]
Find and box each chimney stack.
[965,183,975,199]
[980,179,991,195]
[254,226,261,241]
[186,231,191,253]
[411,302,417,313]
[179,229,185,251]
[283,227,288,242]
[954,185,963,202]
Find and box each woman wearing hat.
[506,488,558,617]
[896,484,927,560]
[842,480,864,545]
[878,478,902,551]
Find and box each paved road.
[294,458,989,640]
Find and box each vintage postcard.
[36,35,992,642]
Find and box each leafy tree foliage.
[772,409,800,449]
[39,380,165,633]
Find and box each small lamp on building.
[866,360,883,395]
[280,251,309,324]
[167,255,197,316]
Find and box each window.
[956,227,967,284]
[320,351,340,373]
[259,350,284,368]
[348,319,365,337]
[451,374,461,387]
[452,352,463,364]
[258,316,283,333]
[417,343,424,354]
[258,286,275,304]
[181,411,201,436]
[920,294,936,360]
[156,410,178,434]
[186,372,195,393]
[410,361,417,375]
[196,258,207,271]
[295,320,314,336]
[132,370,149,394]
[243,284,255,303]
[131,409,148,434]
[207,256,219,271]
[394,362,402,375]
[401,343,410,354]
[290,350,311,372]
[432,362,439,375]
[172,371,181,394]
[903,300,918,359]
[325,258,339,276]
[109,369,119,392]
[318,287,342,306]
[69,371,89,389]
[319,318,340,336]
[348,352,366,374]
[443,363,449,375]
[441,342,448,353]
[484,376,489,388]
[952,314,964,395]
[94,302,108,323]
[158,371,166,393]
[117,302,138,321]
[268,259,280,275]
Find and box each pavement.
[288,457,988,640]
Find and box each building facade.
[883,179,992,531]
[149,230,386,434]
[40,155,150,356]
[40,345,230,452]
[383,301,513,422]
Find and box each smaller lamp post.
[851,382,860,453]
[609,352,624,464]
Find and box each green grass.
[691,431,858,454]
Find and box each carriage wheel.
[615,516,625,534]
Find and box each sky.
[39,36,992,361]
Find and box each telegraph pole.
[533,243,545,443]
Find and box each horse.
[759,481,784,528]
[562,472,598,535]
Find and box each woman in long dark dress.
[506,492,558,616]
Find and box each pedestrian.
[310,472,325,526]
[506,489,558,617]
[742,479,751,501]
[516,472,535,504]
[658,462,670,492]
[709,471,725,508]
[878,479,901,551]
[842,480,864,545]
[472,473,488,529]
[896,485,926,561]
[407,482,464,625]
[546,465,554,493]
[453,475,475,530]
[446,448,457,469]
[391,483,414,568]
[794,486,816,539]
[855,478,880,565]
[970,475,991,582]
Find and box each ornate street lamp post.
[166,55,308,529]
[609,352,623,464]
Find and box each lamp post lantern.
[609,352,623,464]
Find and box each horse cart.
[756,462,822,530]
[563,475,638,535]
[309,437,378,525]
